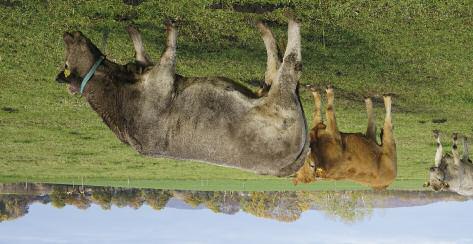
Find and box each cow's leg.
[157,20,177,79]
[257,21,281,89]
[145,20,177,101]
[381,95,394,146]
[380,94,397,179]
[266,18,301,98]
[463,136,470,162]
[365,97,377,142]
[433,130,443,167]
[325,86,341,141]
[308,86,323,126]
[452,133,461,165]
[126,25,153,66]
[283,18,301,80]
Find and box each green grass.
[1,0,473,190]
[0,176,424,191]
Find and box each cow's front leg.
[127,25,153,66]
[283,18,301,77]
[153,20,177,81]
[381,94,395,148]
[257,21,281,96]
[325,86,341,142]
[267,17,301,95]
[307,85,323,127]
[379,94,397,181]
[145,20,178,104]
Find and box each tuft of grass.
[1,1,473,189]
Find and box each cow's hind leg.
[257,21,281,96]
[381,95,394,147]
[433,130,443,167]
[126,25,153,66]
[463,136,471,163]
[365,97,377,142]
[452,133,461,166]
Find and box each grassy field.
[1,1,473,190]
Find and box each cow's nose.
[56,73,66,83]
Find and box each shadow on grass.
[81,2,430,114]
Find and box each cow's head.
[56,31,103,94]
[427,163,449,191]
[292,152,319,185]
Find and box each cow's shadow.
[88,8,428,114]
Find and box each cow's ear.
[63,32,74,45]
[423,181,430,187]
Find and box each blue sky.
[0,200,472,244]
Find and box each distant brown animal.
[55,19,309,176]
[425,131,473,196]
[293,87,397,189]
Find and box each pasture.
[1,1,472,190]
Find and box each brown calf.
[294,87,397,189]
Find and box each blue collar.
[80,56,105,95]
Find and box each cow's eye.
[64,63,71,78]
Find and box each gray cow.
[426,130,473,196]
[55,19,309,176]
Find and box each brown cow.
[293,87,397,189]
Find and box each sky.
[0,199,472,244]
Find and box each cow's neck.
[83,60,135,143]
